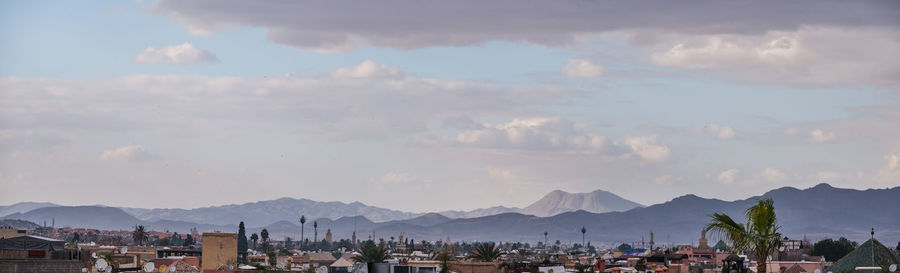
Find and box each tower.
[699,229,708,248]
[325,229,333,244]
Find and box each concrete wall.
[448,261,501,273]
[201,232,238,271]
[0,259,85,273]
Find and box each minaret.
[325,229,333,244]
[699,229,708,248]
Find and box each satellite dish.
[159,265,168,273]
[92,253,98,259]
[828,271,833,273]
[95,259,108,270]
[779,247,785,252]
[82,268,88,273]
[889,265,897,272]
[143,262,155,273]
[814,269,821,273]
[105,266,112,273]
[169,265,176,272]
[121,247,128,255]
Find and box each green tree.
[299,215,306,248]
[580,226,587,248]
[634,259,647,272]
[705,199,781,273]
[250,233,259,250]
[617,243,632,252]
[468,242,501,262]
[183,234,195,247]
[260,229,271,253]
[238,222,248,261]
[132,225,148,246]
[353,240,388,273]
[812,237,858,262]
[313,221,318,246]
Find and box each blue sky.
[1,0,898,212]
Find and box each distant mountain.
[0,202,57,217]
[3,184,896,245]
[367,183,900,244]
[3,206,142,230]
[0,219,40,230]
[438,206,520,219]
[120,197,420,226]
[519,189,643,217]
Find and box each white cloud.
[760,167,787,182]
[563,58,604,78]
[874,154,900,184]
[653,175,683,185]
[619,135,671,163]
[99,145,154,161]
[378,171,416,184]
[330,60,403,79]
[0,61,571,141]
[704,123,736,140]
[135,42,218,64]
[808,129,836,144]
[647,27,900,87]
[717,168,739,184]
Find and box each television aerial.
[95,259,108,270]
[143,262,155,273]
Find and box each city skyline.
[2,1,899,212]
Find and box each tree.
[313,221,318,246]
[634,259,647,272]
[260,229,270,253]
[543,231,548,246]
[183,234,195,247]
[617,243,633,252]
[580,226,587,248]
[468,242,501,262]
[353,240,388,273]
[812,237,858,262]
[72,232,81,243]
[299,215,306,248]
[132,225,148,246]
[250,233,259,250]
[705,199,781,273]
[238,222,248,261]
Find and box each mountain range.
[2,184,898,245]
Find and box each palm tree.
[250,233,259,250]
[543,231,548,247]
[580,226,587,248]
[353,240,388,273]
[468,242,501,262]
[299,215,306,248]
[313,221,318,245]
[705,199,782,273]
[132,225,148,246]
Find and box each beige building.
[201,232,238,271]
[0,227,27,239]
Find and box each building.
[201,232,238,271]
[326,229,333,244]
[826,238,900,273]
[0,227,27,240]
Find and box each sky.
[1,0,899,213]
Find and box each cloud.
[434,117,670,163]
[135,42,218,64]
[154,1,897,54]
[718,168,739,184]
[760,167,787,182]
[377,171,416,184]
[653,175,683,185]
[874,154,900,184]
[808,129,836,144]
[330,60,403,79]
[99,145,154,161]
[0,61,571,141]
[704,123,736,140]
[563,58,604,78]
[646,27,900,87]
